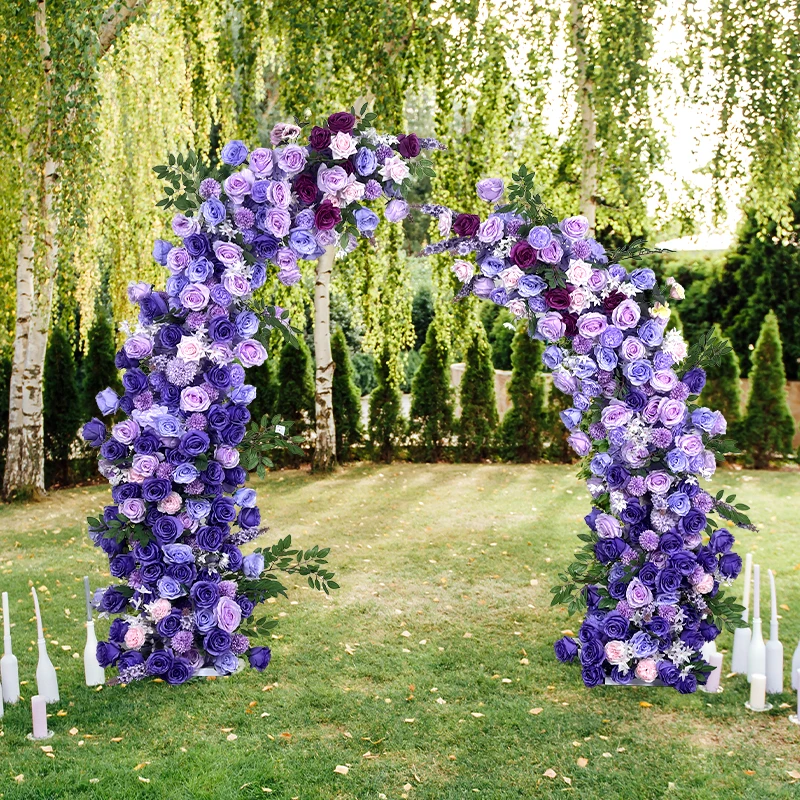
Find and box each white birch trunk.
[570,0,598,234]
[312,245,337,472]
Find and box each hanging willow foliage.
[683,0,800,229]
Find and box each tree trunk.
[570,0,597,234]
[312,245,337,472]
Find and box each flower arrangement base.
[603,678,667,687]
[195,658,245,679]
[27,730,54,742]
[744,701,773,712]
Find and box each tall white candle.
[31,695,48,739]
[743,553,753,615]
[753,564,760,620]
[1,591,20,704]
[749,673,767,711]
[704,652,724,693]
[765,569,783,694]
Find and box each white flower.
[569,287,592,314]
[339,176,365,204]
[507,298,528,319]
[617,282,640,297]
[565,259,592,286]
[379,155,410,184]
[438,209,452,238]
[452,259,473,283]
[500,266,523,289]
[330,131,358,160]
[176,335,206,362]
[662,329,688,362]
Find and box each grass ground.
[0,463,798,799]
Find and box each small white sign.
[275,425,286,436]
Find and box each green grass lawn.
[0,463,798,799]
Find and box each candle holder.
[744,701,773,712]
[26,730,54,741]
[701,686,724,694]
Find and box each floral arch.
[422,170,751,692]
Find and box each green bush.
[368,345,403,463]
[457,324,498,461]
[82,311,120,420]
[400,348,422,393]
[546,382,574,463]
[409,320,454,461]
[276,336,315,440]
[44,326,83,484]
[411,286,435,350]
[331,328,363,462]
[352,353,376,396]
[701,324,742,434]
[741,311,795,468]
[249,356,278,425]
[499,328,547,462]
[489,308,515,370]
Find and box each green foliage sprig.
[682,326,735,375]
[239,416,305,479]
[605,238,673,263]
[496,165,558,226]
[153,149,223,214]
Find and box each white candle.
[749,673,766,711]
[31,695,48,739]
[705,652,724,693]
[743,553,753,614]
[753,564,760,620]
[796,668,800,717]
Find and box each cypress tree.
[368,345,403,463]
[276,336,315,439]
[411,286,435,350]
[741,311,795,468]
[499,328,547,462]
[249,356,278,425]
[409,320,454,461]
[331,327,363,461]
[44,326,83,484]
[546,382,574,463]
[701,324,742,433]
[489,308,515,370]
[82,311,120,420]
[457,324,498,461]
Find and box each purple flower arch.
[423,176,750,692]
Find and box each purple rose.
[718,552,742,579]
[538,238,563,264]
[308,126,332,151]
[82,418,106,447]
[629,268,656,290]
[166,657,194,685]
[477,216,504,244]
[249,646,272,671]
[626,578,653,609]
[709,528,734,555]
[146,649,174,676]
[537,312,566,342]
[568,431,591,457]
[191,581,220,609]
[221,140,248,166]
[476,178,504,202]
[96,641,120,668]
[682,367,706,394]
[611,299,641,330]
[354,147,378,176]
[248,147,274,177]
[397,133,421,158]
[215,596,243,633]
[527,225,553,249]
[560,215,590,239]
[327,112,355,133]
[96,387,120,416]
[317,164,348,194]
[554,636,579,663]
[384,199,409,223]
[452,214,480,237]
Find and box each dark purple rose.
[327,112,355,133]
[308,126,332,150]
[82,418,106,448]
[696,546,717,573]
[156,610,183,638]
[656,568,682,594]
[118,650,144,671]
[224,545,243,572]
[709,529,735,555]
[196,525,225,552]
[167,562,196,585]
[96,640,120,667]
[100,439,127,461]
[211,497,237,524]
[101,587,128,614]
[625,388,647,412]
[108,618,130,643]
[219,423,246,446]
[142,478,171,503]
[610,666,632,684]
[228,404,250,424]
[238,507,261,529]
[159,324,183,349]
[112,483,140,503]
[606,465,629,490]
[646,616,670,639]
[110,554,136,578]
[638,562,659,588]
[191,580,220,608]
[670,550,697,576]
[582,665,606,688]
[140,562,164,583]
[204,628,232,656]
[133,540,161,564]
[602,291,627,313]
[166,657,194,685]
[682,367,706,395]
[452,214,480,237]
[153,516,181,545]
[207,405,229,430]
[676,673,698,694]
[209,316,236,343]
[202,461,225,485]
[601,613,629,640]
[397,133,421,158]
[554,636,579,662]
[184,233,209,257]
[122,368,148,396]
[699,620,721,641]
[657,660,680,686]
[206,365,232,392]
[659,532,684,555]
[680,510,707,536]
[134,432,160,455]
[315,199,342,231]
[249,646,272,671]
[509,241,537,269]
[621,501,647,525]
[579,638,604,666]
[595,537,626,564]
[293,173,318,205]
[146,649,174,676]
[608,580,627,600]
[179,430,210,458]
[718,552,742,579]
[236,595,254,618]
[544,288,571,310]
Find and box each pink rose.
[635,658,658,682]
[500,266,523,289]
[565,259,592,286]
[452,259,474,282]
[604,640,627,665]
[379,155,410,184]
[148,598,172,622]
[329,132,357,160]
[177,336,205,362]
[124,626,146,650]
[340,178,365,204]
[158,492,183,515]
[270,122,301,146]
[507,298,527,318]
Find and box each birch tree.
[0,0,150,499]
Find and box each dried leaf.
[69,727,78,735]
[334,765,349,775]
[563,776,572,785]
[744,770,755,776]
[110,737,123,743]
[543,768,557,779]
[227,733,238,741]
[134,763,149,771]
[56,709,67,716]
[40,746,53,753]
[138,776,150,784]
[470,712,484,718]
[577,757,588,768]
[529,708,543,715]
[639,701,652,708]
[787,770,800,780]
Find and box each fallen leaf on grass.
[280,732,292,740]
[138,776,150,783]
[563,776,572,786]
[787,771,800,780]
[134,763,150,771]
[529,708,543,715]
[69,728,78,736]
[470,712,484,718]
[404,718,415,724]
[436,697,446,705]
[110,737,123,743]
[602,753,612,758]
[89,778,99,784]
[56,709,67,716]
[227,733,238,741]
[744,770,755,776]
[577,758,588,768]
[639,702,652,708]
[40,746,53,753]
[220,727,234,732]
[334,765,349,775]
[543,768,557,779]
